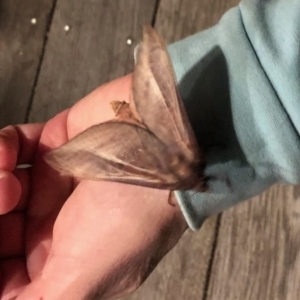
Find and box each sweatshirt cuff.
[168,5,300,230]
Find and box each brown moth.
[44,25,206,192]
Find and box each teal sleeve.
[169,0,300,230]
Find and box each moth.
[44,25,206,192]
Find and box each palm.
[24,76,132,278]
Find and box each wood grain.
[0,0,55,127]
[123,1,238,300]
[207,184,300,300]
[28,0,158,122]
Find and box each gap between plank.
[151,0,161,26]
[25,0,58,122]
[202,213,222,300]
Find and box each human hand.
[0,75,188,300]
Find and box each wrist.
[141,190,188,251]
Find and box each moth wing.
[132,25,199,160]
[44,122,179,189]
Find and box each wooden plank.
[207,184,300,300]
[0,0,55,127]
[123,217,218,300]
[123,1,239,299]
[28,0,158,122]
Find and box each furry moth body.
[45,25,206,191]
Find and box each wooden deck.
[1,0,300,299]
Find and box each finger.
[0,213,24,257]
[0,126,19,171]
[0,124,44,214]
[0,258,29,299]
[12,169,30,211]
[14,123,44,164]
[0,171,21,214]
[0,124,44,170]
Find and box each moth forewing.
[44,122,185,189]
[133,26,199,152]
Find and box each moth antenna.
[110,100,126,116]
